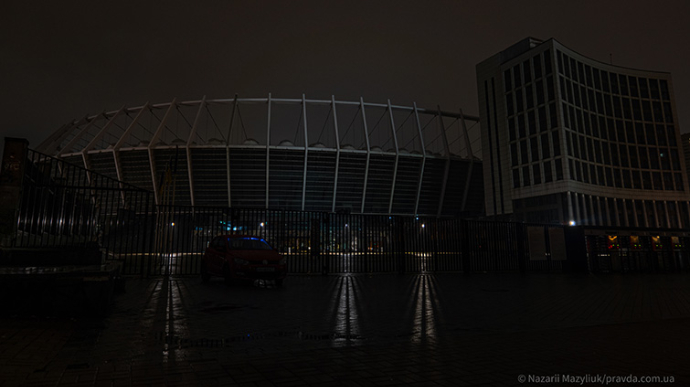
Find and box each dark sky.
[2,0,689,148]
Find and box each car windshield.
[227,237,272,250]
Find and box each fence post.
[0,138,29,247]
[461,219,470,276]
[396,216,405,274]
[516,223,527,275]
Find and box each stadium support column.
[413,102,426,216]
[301,94,309,211]
[226,94,238,208]
[360,97,371,214]
[148,99,177,206]
[81,107,125,186]
[387,99,399,215]
[436,106,451,217]
[186,96,207,208]
[114,104,150,207]
[460,109,475,212]
[331,96,341,213]
[265,93,272,209]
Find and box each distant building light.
[421,223,426,228]
[260,222,265,227]
[569,220,576,226]
[171,222,175,226]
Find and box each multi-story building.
[477,37,690,228]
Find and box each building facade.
[477,37,690,228]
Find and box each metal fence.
[11,146,690,278]
[9,148,572,276]
[13,149,154,274]
[142,206,570,276]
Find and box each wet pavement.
[1,273,690,386]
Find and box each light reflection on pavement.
[4,273,690,386]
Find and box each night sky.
[2,0,690,149]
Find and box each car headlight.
[279,257,286,265]
[234,258,249,265]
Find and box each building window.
[675,173,684,191]
[642,171,652,189]
[632,170,642,189]
[657,201,667,227]
[522,166,531,186]
[533,164,541,184]
[544,50,552,74]
[652,172,662,190]
[514,66,522,88]
[533,55,542,79]
[511,143,518,167]
[544,161,553,182]
[528,111,536,135]
[530,137,539,162]
[601,70,609,92]
[660,80,670,100]
[538,107,547,132]
[605,168,614,187]
[622,169,631,188]
[549,102,558,128]
[523,60,532,83]
[555,158,563,180]
[541,133,550,159]
[645,201,656,228]
[552,131,561,156]
[640,78,661,99]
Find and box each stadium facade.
[477,38,690,228]
[37,96,484,217]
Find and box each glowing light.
[171,222,175,226]
[421,223,426,228]
[260,222,265,227]
[568,220,576,226]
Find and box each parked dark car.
[201,235,287,286]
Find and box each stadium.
[36,95,484,217]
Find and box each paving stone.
[3,273,690,385]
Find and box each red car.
[201,235,287,286]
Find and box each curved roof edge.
[548,37,671,76]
